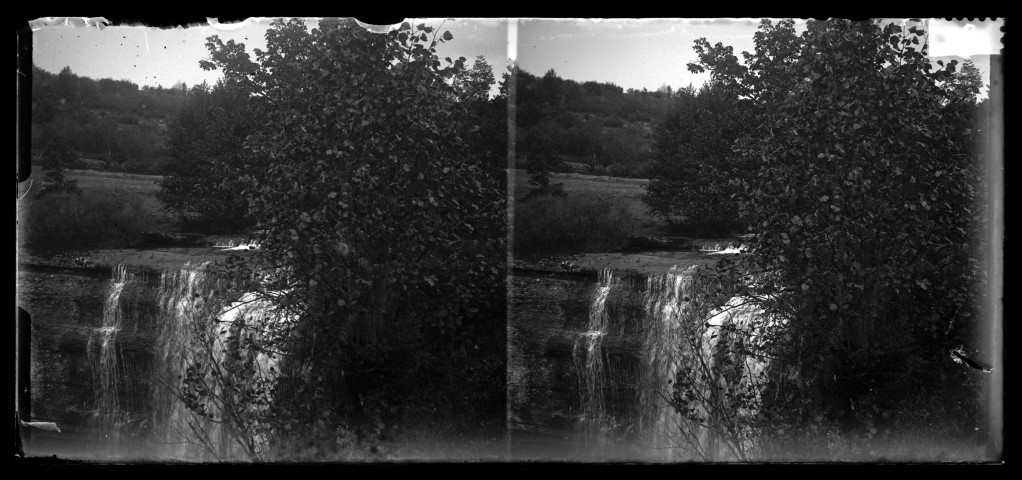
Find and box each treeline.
[31,65,188,174]
[515,68,675,178]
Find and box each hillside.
[32,65,675,179]
[514,68,675,178]
[31,65,187,174]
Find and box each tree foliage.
[38,135,81,197]
[32,65,186,173]
[182,18,507,458]
[644,83,749,233]
[512,67,669,178]
[461,56,508,171]
[666,19,987,451]
[158,81,257,232]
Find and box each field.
[510,169,659,235]
[64,169,166,217]
[18,169,174,232]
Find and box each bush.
[20,190,153,250]
[514,193,638,253]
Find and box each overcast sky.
[31,17,1003,97]
[30,17,509,94]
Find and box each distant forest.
[514,68,677,178]
[31,65,189,174]
[32,64,679,178]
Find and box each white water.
[701,242,747,254]
[87,264,130,450]
[709,244,747,255]
[86,262,288,460]
[639,266,696,460]
[154,262,221,459]
[213,239,260,251]
[572,269,614,453]
[697,296,777,460]
[570,265,776,461]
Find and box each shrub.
[19,190,153,250]
[514,193,638,253]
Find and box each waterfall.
[85,262,290,460]
[569,266,702,460]
[87,264,131,452]
[567,264,779,461]
[572,268,614,453]
[639,266,696,460]
[153,262,220,459]
[697,296,775,460]
[557,264,783,461]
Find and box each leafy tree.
[185,18,506,457]
[644,82,749,233]
[158,81,257,232]
[38,135,80,196]
[670,19,987,450]
[949,59,984,104]
[519,118,565,201]
[456,55,495,103]
[54,66,82,106]
[541,68,566,106]
[460,56,508,171]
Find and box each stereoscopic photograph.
[15,17,1003,464]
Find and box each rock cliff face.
[17,246,238,460]
[19,267,115,458]
[508,270,652,460]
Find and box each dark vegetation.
[157,82,258,232]
[649,19,993,459]
[514,194,638,253]
[19,189,154,251]
[168,18,507,460]
[23,67,190,251]
[31,65,187,175]
[644,82,747,235]
[514,67,674,179]
[511,68,670,254]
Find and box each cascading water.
[697,296,776,460]
[639,266,696,460]
[87,264,130,452]
[84,261,287,460]
[572,269,615,454]
[547,260,782,461]
[568,264,763,461]
[152,262,220,459]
